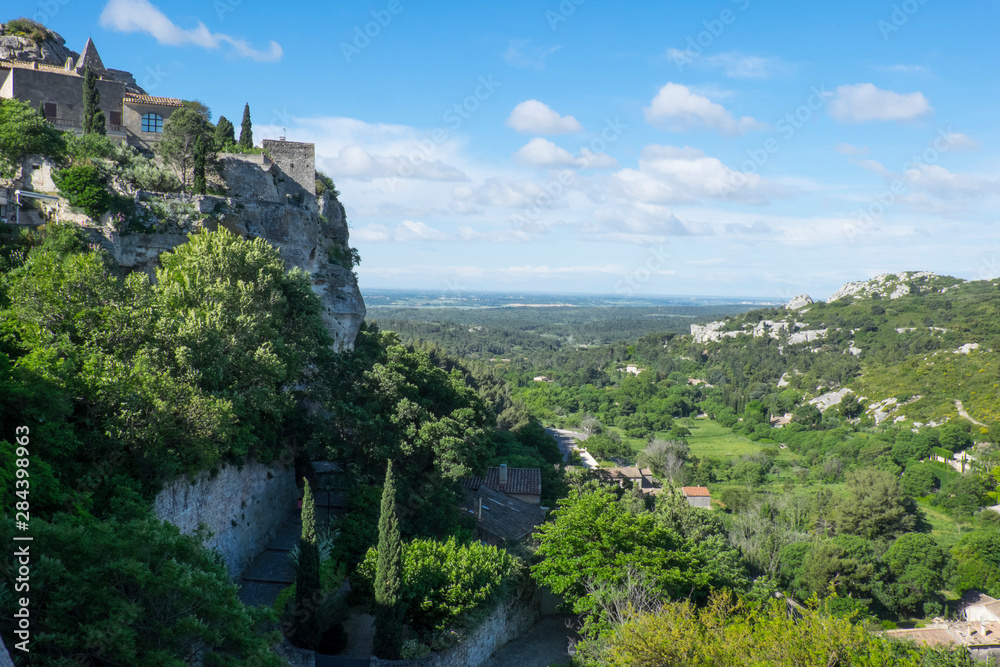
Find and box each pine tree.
[214,115,235,151]
[82,67,106,135]
[238,103,253,149]
[373,460,404,659]
[293,478,322,649]
[192,135,207,195]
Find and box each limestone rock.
[0,24,77,66]
[785,294,813,310]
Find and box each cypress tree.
[214,115,235,151]
[293,478,322,649]
[82,66,106,135]
[238,103,253,149]
[373,460,404,659]
[192,135,207,195]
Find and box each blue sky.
[9,0,1000,300]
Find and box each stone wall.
[153,460,299,577]
[263,139,316,198]
[369,587,540,667]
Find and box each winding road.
[545,427,598,468]
[955,400,986,427]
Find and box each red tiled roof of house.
[124,93,184,107]
[462,467,541,496]
[681,486,711,497]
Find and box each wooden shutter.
[43,102,57,118]
[109,110,122,126]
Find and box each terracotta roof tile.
[124,93,184,107]
[682,486,711,497]
[462,467,541,496]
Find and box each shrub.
[356,537,519,640]
[316,170,339,198]
[53,164,112,219]
[5,17,51,42]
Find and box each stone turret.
[75,36,106,74]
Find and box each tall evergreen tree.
[192,135,207,195]
[214,115,235,151]
[373,460,404,659]
[238,103,253,149]
[293,478,322,649]
[82,67,106,135]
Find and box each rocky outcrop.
[0,22,77,65]
[827,272,959,302]
[785,294,813,310]
[91,191,365,351]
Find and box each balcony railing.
[47,118,124,134]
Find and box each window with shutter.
[44,102,57,118]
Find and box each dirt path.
[955,400,986,427]
[481,616,578,667]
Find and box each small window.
[109,110,122,126]
[141,113,163,133]
[43,102,57,119]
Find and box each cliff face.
[19,154,366,351]
[0,22,78,65]
[102,190,366,351]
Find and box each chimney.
[478,497,483,522]
[498,464,508,488]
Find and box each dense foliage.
[357,537,519,643]
[0,516,283,666]
[578,592,976,667]
[0,98,65,177]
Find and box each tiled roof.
[462,467,541,496]
[885,627,959,648]
[124,93,184,107]
[682,486,711,497]
[459,487,547,542]
[0,59,80,76]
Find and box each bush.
[5,17,51,42]
[53,164,112,219]
[356,537,519,640]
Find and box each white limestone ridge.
[785,294,813,310]
[827,271,959,302]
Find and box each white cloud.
[835,143,869,156]
[326,144,467,182]
[829,83,932,123]
[513,138,618,169]
[503,39,560,69]
[609,145,783,205]
[941,132,979,153]
[874,64,929,75]
[667,50,793,79]
[644,83,769,135]
[354,221,450,242]
[99,0,282,61]
[506,100,584,135]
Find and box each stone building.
[681,486,712,509]
[1,35,184,151]
[462,464,542,505]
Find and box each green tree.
[0,516,283,666]
[837,468,923,541]
[293,478,321,649]
[192,134,207,195]
[885,533,946,616]
[948,530,1000,597]
[52,164,111,219]
[0,98,65,177]
[239,103,253,149]
[532,485,748,632]
[214,115,236,151]
[82,66,106,135]
[373,460,404,659]
[156,106,211,191]
[838,392,864,419]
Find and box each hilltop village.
[1,16,999,667]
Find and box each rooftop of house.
[459,486,547,542]
[963,591,1000,614]
[681,486,711,497]
[124,93,184,107]
[462,466,541,497]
